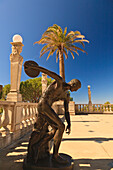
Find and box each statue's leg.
[28,112,58,163]
[42,104,68,164]
[27,113,50,163]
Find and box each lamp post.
[7,34,24,102]
[88,85,93,112]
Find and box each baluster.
[93,105,95,112]
[103,105,105,112]
[26,105,30,126]
[84,105,86,112]
[75,104,78,113]
[36,105,38,115]
[30,106,34,124]
[77,105,79,112]
[24,105,28,127]
[28,105,32,125]
[111,105,113,112]
[99,105,101,112]
[100,105,102,112]
[8,105,14,132]
[106,105,108,112]
[32,106,35,123]
[34,106,37,121]
[109,105,112,112]
[97,105,98,112]
[82,105,84,112]
[86,105,88,112]
[2,105,10,134]
[20,106,25,129]
[80,105,81,112]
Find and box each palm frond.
[63,27,67,36]
[43,30,59,40]
[40,43,55,53]
[65,46,79,56]
[63,48,68,59]
[40,47,52,57]
[40,45,49,53]
[56,50,59,63]
[69,50,75,59]
[46,48,57,60]
[74,31,81,35]
[71,45,87,54]
[73,39,89,44]
[34,37,54,45]
[67,31,75,36]
[42,33,57,42]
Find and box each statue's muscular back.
[39,80,67,107]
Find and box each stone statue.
[88,85,93,112]
[88,85,91,103]
[7,41,23,102]
[24,60,81,165]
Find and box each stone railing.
[0,101,38,149]
[75,104,113,114]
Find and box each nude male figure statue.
[24,60,81,164]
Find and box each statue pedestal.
[23,153,74,170]
[88,101,93,113]
[7,92,22,102]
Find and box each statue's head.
[12,45,22,54]
[68,79,81,92]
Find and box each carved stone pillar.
[88,85,93,112]
[42,73,47,94]
[7,35,24,102]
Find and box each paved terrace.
[0,114,113,170]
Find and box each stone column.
[42,73,47,93]
[7,35,24,102]
[88,85,93,112]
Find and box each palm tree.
[34,24,89,81]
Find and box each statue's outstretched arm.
[38,66,63,82]
[24,60,63,82]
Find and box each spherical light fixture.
[12,34,23,43]
[88,85,90,88]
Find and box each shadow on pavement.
[0,132,31,170]
[62,137,113,143]
[73,158,113,170]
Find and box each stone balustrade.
[1,100,113,149]
[0,101,38,149]
[75,104,113,114]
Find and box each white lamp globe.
[13,34,23,43]
[88,85,90,88]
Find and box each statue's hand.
[66,124,71,135]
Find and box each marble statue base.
[23,153,74,170]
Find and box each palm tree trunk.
[59,50,65,81]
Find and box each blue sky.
[0,0,113,104]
